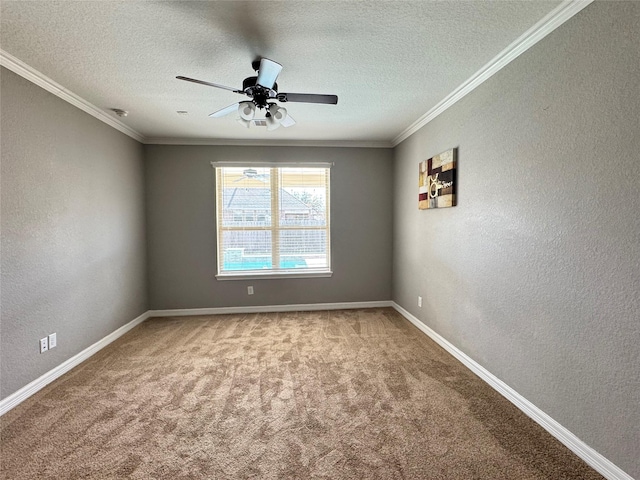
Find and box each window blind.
[215,165,331,277]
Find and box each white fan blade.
[280,114,296,128]
[177,76,243,94]
[256,58,282,89]
[209,103,239,118]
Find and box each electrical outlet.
[247,286,254,295]
[48,333,57,349]
[418,296,423,308]
[40,337,49,353]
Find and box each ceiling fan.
[177,58,338,130]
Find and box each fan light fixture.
[237,117,252,128]
[238,101,256,121]
[266,104,287,131]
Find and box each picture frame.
[418,148,457,209]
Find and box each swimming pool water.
[224,256,307,270]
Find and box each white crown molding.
[144,137,393,148]
[149,300,393,317]
[1,1,593,149]
[1,49,390,149]
[1,49,146,143]
[392,302,633,480]
[0,311,150,416]
[391,0,595,146]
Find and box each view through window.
[215,165,331,276]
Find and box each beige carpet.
[1,308,602,479]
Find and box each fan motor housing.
[242,76,278,108]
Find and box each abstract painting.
[418,148,457,209]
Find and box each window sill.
[216,270,333,281]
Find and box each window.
[214,163,331,278]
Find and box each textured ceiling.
[0,0,561,144]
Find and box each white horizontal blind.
[215,165,330,276]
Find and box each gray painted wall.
[2,2,637,475]
[392,2,639,478]
[1,68,148,399]
[145,145,393,309]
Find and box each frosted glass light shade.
[266,104,287,130]
[237,117,252,128]
[238,101,256,121]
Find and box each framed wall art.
[418,148,457,209]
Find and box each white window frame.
[213,162,332,280]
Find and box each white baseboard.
[0,311,150,416]
[1,302,391,415]
[149,300,393,317]
[9,299,628,480]
[391,302,633,480]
